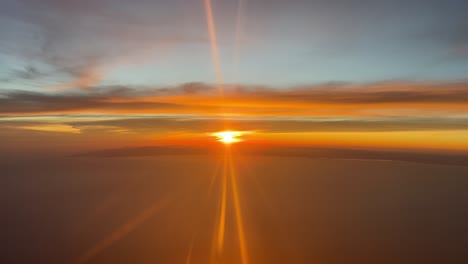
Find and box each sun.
[212,131,245,144]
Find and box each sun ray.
[207,158,223,199]
[204,0,224,97]
[233,0,247,83]
[185,234,196,264]
[216,151,228,253]
[228,149,249,264]
[72,198,169,264]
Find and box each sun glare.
[212,131,245,144]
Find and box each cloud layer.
[1,81,468,116]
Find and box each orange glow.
[246,130,468,151]
[228,150,249,264]
[210,145,249,263]
[73,198,169,264]
[17,124,81,134]
[217,159,227,252]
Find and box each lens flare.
[204,0,224,96]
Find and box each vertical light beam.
[228,149,249,264]
[185,235,196,264]
[233,0,246,83]
[204,0,224,97]
[216,151,228,253]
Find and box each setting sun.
[212,131,245,144]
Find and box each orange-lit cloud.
[1,81,468,117]
[16,124,81,134]
[2,81,468,153]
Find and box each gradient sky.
[4,3,468,263]
[1,0,468,154]
[1,0,468,87]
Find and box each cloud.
[2,81,468,154]
[66,116,468,133]
[216,81,468,105]
[3,115,468,138]
[1,81,468,116]
[10,65,44,80]
[0,0,206,90]
[0,89,183,113]
[16,124,80,133]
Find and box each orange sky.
[2,82,468,154]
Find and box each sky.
[3,2,468,263]
[1,0,468,154]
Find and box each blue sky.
[0,0,467,91]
